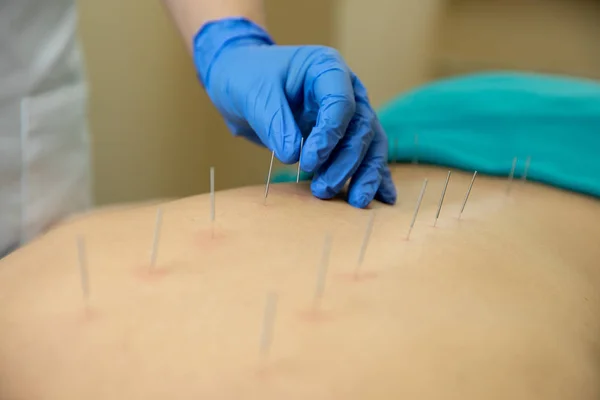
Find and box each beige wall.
[335,0,600,105]
[78,0,215,205]
[433,0,600,79]
[335,0,446,106]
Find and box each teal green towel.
[274,72,600,197]
[380,72,600,197]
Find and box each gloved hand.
[193,17,396,208]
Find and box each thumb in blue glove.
[193,17,396,208]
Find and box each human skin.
[161,0,266,49]
[0,165,599,399]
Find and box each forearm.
[162,0,266,50]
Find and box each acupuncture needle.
[150,207,163,269]
[407,178,428,240]
[296,137,304,183]
[355,210,376,275]
[434,171,451,227]
[264,151,275,204]
[458,171,477,219]
[210,166,215,237]
[506,157,517,195]
[260,291,278,358]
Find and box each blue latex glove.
[193,17,396,208]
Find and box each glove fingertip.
[274,147,297,165]
[300,132,319,174]
[348,177,378,208]
[375,169,397,205]
[348,192,374,209]
[311,178,337,200]
[300,147,319,173]
[300,157,317,174]
[276,129,303,164]
[375,188,397,205]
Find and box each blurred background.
[77,0,600,206]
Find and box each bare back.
[1,166,599,399]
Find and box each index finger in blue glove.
[310,99,375,200]
[371,118,397,205]
[374,164,397,205]
[245,87,303,164]
[300,49,356,173]
[347,117,397,208]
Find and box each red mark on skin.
[133,265,171,282]
[76,306,100,324]
[255,363,272,380]
[54,307,101,339]
[336,271,379,282]
[298,307,333,323]
[195,226,232,250]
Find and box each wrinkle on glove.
[378,72,600,198]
